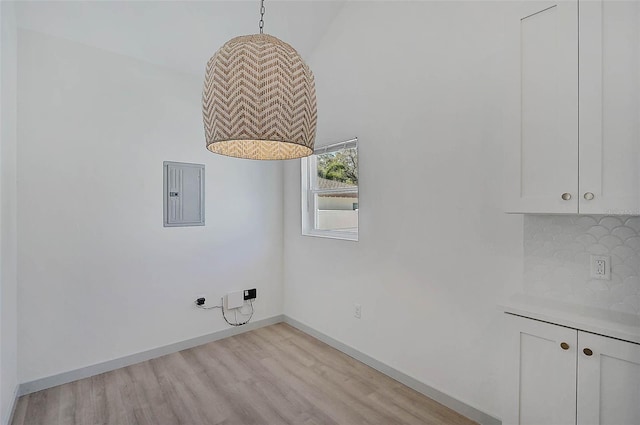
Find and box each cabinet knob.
[583,348,593,356]
[561,193,572,201]
[584,192,595,200]
[560,342,570,350]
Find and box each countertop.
[500,294,640,345]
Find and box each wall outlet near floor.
[354,303,362,319]
[590,255,611,280]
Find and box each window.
[301,138,358,241]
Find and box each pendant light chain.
[259,0,265,34]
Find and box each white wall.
[17,30,284,383]
[0,2,19,423]
[283,1,523,419]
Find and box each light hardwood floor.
[12,323,477,425]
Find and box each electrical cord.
[222,299,254,327]
[195,304,222,310]
[196,297,254,327]
[194,299,222,310]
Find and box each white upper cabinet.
[505,0,640,214]
[579,0,640,215]
[505,1,579,214]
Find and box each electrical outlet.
[591,255,611,280]
[354,303,362,319]
[244,288,257,300]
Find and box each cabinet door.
[504,1,579,213]
[577,332,640,425]
[504,314,578,425]
[579,1,640,215]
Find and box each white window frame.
[301,138,359,241]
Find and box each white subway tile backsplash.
[524,215,640,316]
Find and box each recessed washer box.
[224,291,244,310]
[163,161,205,227]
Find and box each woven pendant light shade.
[203,34,317,160]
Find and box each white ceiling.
[15,0,346,76]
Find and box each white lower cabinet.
[505,314,640,425]
[505,314,578,425]
[577,332,640,425]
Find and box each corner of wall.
[2,385,18,425]
[1,2,20,424]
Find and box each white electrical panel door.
[163,162,205,227]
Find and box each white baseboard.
[3,385,19,425]
[17,314,500,425]
[283,316,501,425]
[18,314,284,396]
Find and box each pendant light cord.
[259,0,265,34]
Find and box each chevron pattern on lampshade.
[203,34,317,160]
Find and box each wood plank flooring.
[12,323,477,425]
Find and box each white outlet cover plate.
[590,255,611,280]
[354,303,362,319]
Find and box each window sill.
[302,229,359,242]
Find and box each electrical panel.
[163,161,205,227]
